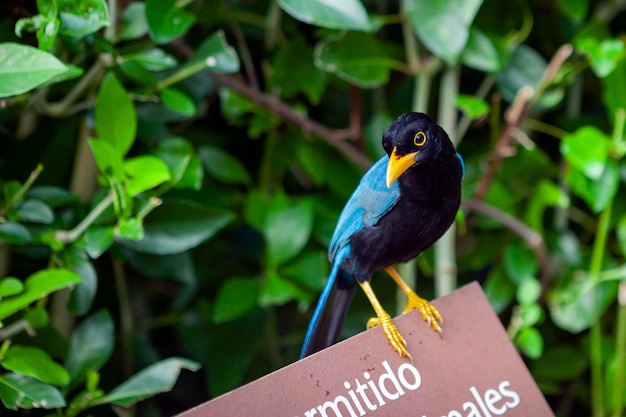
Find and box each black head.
[382,112,457,187]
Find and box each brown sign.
[178,282,554,417]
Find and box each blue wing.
[299,155,400,359]
[328,155,400,262]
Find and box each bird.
[299,112,464,360]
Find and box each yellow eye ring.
[414,131,427,147]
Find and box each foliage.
[0,0,625,416]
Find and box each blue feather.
[328,155,400,262]
[299,155,401,359]
[299,245,350,358]
[456,153,465,177]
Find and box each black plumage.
[300,112,464,359]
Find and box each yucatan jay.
[299,112,464,360]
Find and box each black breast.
[342,156,462,283]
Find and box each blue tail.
[299,246,351,359]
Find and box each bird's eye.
[414,131,427,147]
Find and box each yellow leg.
[358,281,411,360]
[384,266,443,336]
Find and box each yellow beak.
[386,147,419,187]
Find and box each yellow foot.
[367,313,412,361]
[403,293,443,336]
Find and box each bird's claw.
[403,293,443,337]
[367,313,412,361]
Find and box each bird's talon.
[403,293,443,336]
[373,312,410,359]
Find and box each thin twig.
[221,0,260,92]
[212,73,371,169]
[55,192,114,244]
[473,86,533,202]
[0,164,44,217]
[462,199,550,288]
[41,60,106,118]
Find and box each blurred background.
[0,0,625,416]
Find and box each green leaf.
[154,137,203,190]
[183,30,240,74]
[89,138,126,180]
[15,200,54,224]
[25,307,49,328]
[145,0,196,44]
[532,345,588,381]
[461,28,504,73]
[3,181,21,205]
[515,327,543,359]
[525,180,570,231]
[281,251,329,291]
[259,272,309,306]
[277,0,372,31]
[37,0,58,18]
[576,37,625,78]
[314,32,393,88]
[27,185,80,207]
[64,310,114,390]
[561,125,610,180]
[95,73,136,157]
[117,202,233,255]
[57,0,109,37]
[558,0,588,23]
[244,190,291,230]
[484,267,515,314]
[218,88,256,120]
[588,160,620,213]
[0,373,65,409]
[84,227,114,259]
[264,200,314,267]
[23,13,59,51]
[123,48,178,71]
[456,94,489,119]
[504,243,537,285]
[517,278,542,306]
[405,0,483,64]
[0,42,69,98]
[116,217,144,240]
[0,346,69,387]
[519,304,542,328]
[161,88,196,117]
[95,357,200,407]
[0,269,82,321]
[198,145,251,185]
[212,277,260,323]
[496,44,547,104]
[0,222,32,245]
[602,59,626,118]
[120,1,148,40]
[550,279,617,333]
[0,278,24,299]
[119,61,158,85]
[47,63,83,84]
[124,155,172,196]
[63,249,98,315]
[271,36,328,104]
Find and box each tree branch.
[211,73,371,169]
[462,199,550,289]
